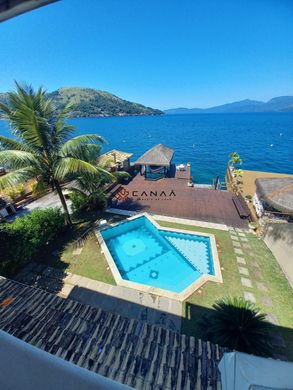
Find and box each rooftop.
[99,149,133,167]
[0,277,225,389]
[134,144,175,167]
[256,177,293,215]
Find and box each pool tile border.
[96,212,223,302]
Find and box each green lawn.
[157,220,293,360]
[33,212,293,359]
[38,210,125,285]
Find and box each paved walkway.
[228,227,287,356]
[14,262,182,332]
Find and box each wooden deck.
[109,173,250,228]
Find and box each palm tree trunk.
[54,180,72,225]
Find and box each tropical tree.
[198,296,272,356]
[68,159,130,211]
[0,82,108,224]
[228,152,242,168]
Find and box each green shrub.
[69,189,107,212]
[5,184,26,201]
[198,296,272,356]
[0,208,66,277]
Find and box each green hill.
[0,87,163,117]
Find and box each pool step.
[164,236,211,275]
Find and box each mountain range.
[0,87,163,117]
[164,96,293,114]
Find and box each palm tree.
[0,82,107,224]
[68,159,130,211]
[198,296,272,356]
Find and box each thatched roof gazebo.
[255,177,293,215]
[134,144,175,180]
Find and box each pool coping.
[96,212,223,302]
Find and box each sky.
[0,0,293,109]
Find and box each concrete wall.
[263,223,293,288]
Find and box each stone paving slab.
[58,283,74,298]
[244,291,256,303]
[241,277,252,288]
[234,248,244,255]
[266,313,279,325]
[232,241,241,247]
[72,247,83,255]
[238,267,249,276]
[64,272,183,331]
[254,270,263,279]
[240,237,248,242]
[236,256,246,265]
[230,234,238,240]
[238,232,245,237]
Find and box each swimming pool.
[100,214,222,299]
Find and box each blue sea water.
[0,113,292,183]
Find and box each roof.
[256,177,293,215]
[99,150,133,167]
[0,277,225,389]
[134,144,175,167]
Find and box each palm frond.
[0,167,35,190]
[0,136,30,152]
[61,134,106,153]
[0,150,38,169]
[54,157,99,179]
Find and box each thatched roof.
[256,177,293,215]
[134,144,174,167]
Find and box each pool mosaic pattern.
[102,217,215,293]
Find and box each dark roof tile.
[0,277,226,389]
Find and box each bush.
[4,184,26,201]
[69,189,107,212]
[198,296,272,356]
[0,208,66,277]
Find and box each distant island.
[165,96,293,114]
[0,87,163,118]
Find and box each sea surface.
[0,113,292,184]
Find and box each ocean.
[0,113,292,184]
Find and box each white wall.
[0,331,132,390]
[263,223,293,288]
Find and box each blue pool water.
[101,216,215,293]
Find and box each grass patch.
[35,210,126,285]
[157,220,293,360]
[56,233,115,284]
